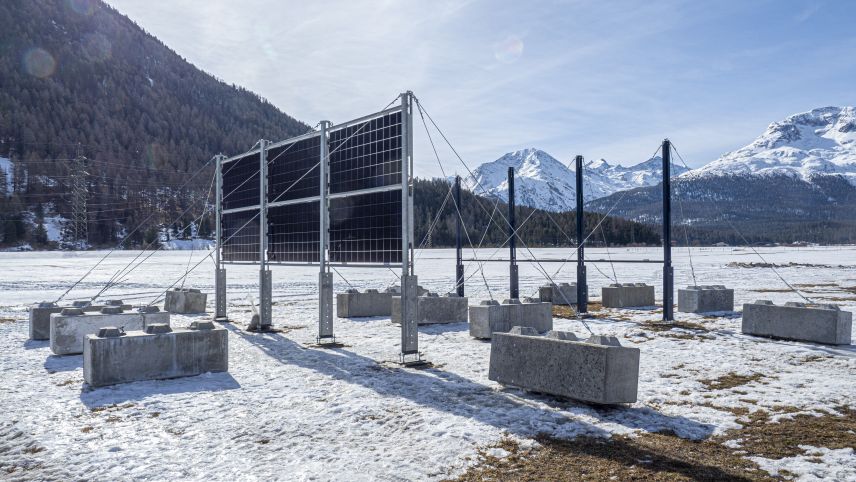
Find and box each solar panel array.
[221,210,260,262]
[221,152,260,211]
[268,202,321,263]
[220,107,405,266]
[268,135,321,203]
[329,190,402,264]
[329,110,402,194]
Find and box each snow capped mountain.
[689,106,856,183]
[465,148,578,212]
[466,148,687,212]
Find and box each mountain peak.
[695,105,856,182]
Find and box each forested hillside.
[0,0,308,246]
[414,178,660,248]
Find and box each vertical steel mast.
[454,175,464,297]
[214,154,228,322]
[400,91,418,360]
[662,139,674,322]
[508,167,519,299]
[259,139,272,329]
[318,121,334,342]
[575,154,587,312]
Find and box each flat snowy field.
[1,246,854,480]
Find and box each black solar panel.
[221,152,261,210]
[221,211,260,262]
[329,190,402,264]
[328,110,402,194]
[268,201,320,263]
[268,135,321,203]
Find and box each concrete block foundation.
[83,322,227,387]
[50,308,170,355]
[601,283,655,308]
[742,300,852,345]
[336,289,395,318]
[469,298,553,339]
[538,283,581,305]
[164,288,208,314]
[489,327,640,404]
[391,293,468,325]
[29,301,131,340]
[678,285,734,313]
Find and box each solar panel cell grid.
[221,153,261,211]
[268,201,321,263]
[329,190,402,264]
[268,136,321,203]
[221,211,260,262]
[328,111,402,194]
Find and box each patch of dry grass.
[700,372,765,390]
[452,434,774,481]
[552,301,604,319]
[728,407,856,459]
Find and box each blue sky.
[108,0,856,177]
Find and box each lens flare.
[494,35,524,64]
[22,48,56,78]
[67,0,95,16]
[82,32,111,62]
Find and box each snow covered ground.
[1,246,854,480]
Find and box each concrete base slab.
[469,298,553,339]
[678,285,734,313]
[29,302,131,340]
[742,300,852,345]
[164,288,208,314]
[601,283,655,308]
[489,327,640,404]
[50,309,170,355]
[391,294,468,325]
[539,283,581,305]
[336,289,395,318]
[84,324,227,387]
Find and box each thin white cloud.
[108,0,856,176]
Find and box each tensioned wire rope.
[144,95,403,308]
[90,167,218,302]
[669,142,812,304]
[53,151,227,304]
[414,96,595,334]
[121,125,319,301]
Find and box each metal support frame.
[318,121,334,342]
[400,91,419,361]
[508,167,519,299]
[454,175,464,297]
[575,154,588,312]
[259,139,272,328]
[214,154,228,322]
[662,139,674,321]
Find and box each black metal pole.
[454,175,464,297]
[508,167,519,299]
[662,139,674,321]
[575,155,587,312]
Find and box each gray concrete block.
[489,328,640,404]
[29,302,131,340]
[391,294,469,325]
[336,289,393,318]
[164,288,208,314]
[539,283,581,305]
[678,285,734,313]
[83,324,228,387]
[601,283,655,308]
[468,298,553,339]
[742,300,852,345]
[50,308,170,355]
